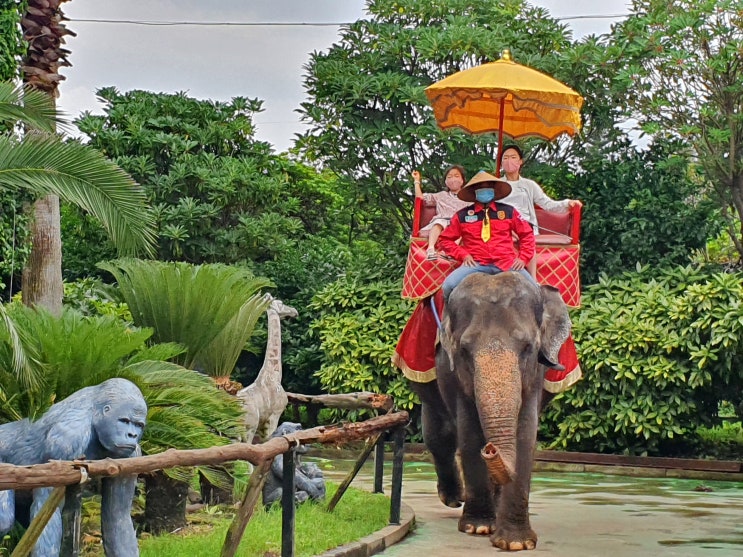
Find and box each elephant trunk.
[474,347,521,485]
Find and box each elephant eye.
[520,342,537,360]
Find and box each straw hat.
[457,171,512,202]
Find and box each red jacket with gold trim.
[436,202,535,269]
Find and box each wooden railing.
[0,409,409,557]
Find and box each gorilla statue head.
[92,378,147,458]
[270,421,307,453]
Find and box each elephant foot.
[491,524,538,551]
[458,515,493,536]
[437,479,463,508]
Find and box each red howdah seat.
[402,196,582,307]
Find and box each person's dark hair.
[500,144,523,161]
[444,164,467,186]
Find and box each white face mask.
[502,158,521,174]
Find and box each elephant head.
[439,272,570,485]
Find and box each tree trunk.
[143,471,188,534]
[199,470,234,506]
[21,194,62,315]
[20,0,73,314]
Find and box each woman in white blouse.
[499,145,582,278]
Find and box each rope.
[429,295,443,332]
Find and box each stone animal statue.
[0,378,147,557]
[262,422,326,508]
[237,296,298,443]
[409,272,570,551]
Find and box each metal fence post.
[389,427,405,525]
[281,450,296,557]
[373,434,385,494]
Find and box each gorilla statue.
[262,422,326,508]
[0,378,147,557]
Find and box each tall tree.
[72,88,350,268]
[0,81,157,313]
[0,0,28,297]
[297,0,611,238]
[19,0,76,312]
[609,0,743,258]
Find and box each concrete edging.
[317,502,415,557]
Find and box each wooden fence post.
[11,486,65,557]
[220,459,272,557]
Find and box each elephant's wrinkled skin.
[410,272,570,551]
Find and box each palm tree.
[19,0,75,313]
[99,259,272,377]
[99,258,272,513]
[0,81,157,313]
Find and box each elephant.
[409,271,571,551]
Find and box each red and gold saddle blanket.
[401,237,457,301]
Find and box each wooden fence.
[0,409,409,557]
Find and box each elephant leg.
[491,387,540,551]
[410,381,462,508]
[456,396,494,536]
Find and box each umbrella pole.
[495,97,505,176]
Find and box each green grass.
[135,482,390,557]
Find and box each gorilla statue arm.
[0,378,147,557]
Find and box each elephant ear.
[538,285,571,367]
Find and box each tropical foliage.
[609,0,743,258]
[99,259,272,377]
[541,265,743,455]
[0,304,244,466]
[72,88,349,268]
[0,80,157,308]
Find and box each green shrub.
[310,275,416,413]
[695,421,743,460]
[541,265,743,455]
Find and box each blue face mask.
[475,188,495,204]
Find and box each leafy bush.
[63,277,131,320]
[310,273,415,413]
[541,265,743,455]
[695,421,743,460]
[72,88,351,270]
[541,138,722,286]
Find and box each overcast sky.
[59,1,631,152]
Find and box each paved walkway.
[321,459,743,556]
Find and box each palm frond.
[125,342,187,365]
[194,293,269,377]
[100,259,272,371]
[0,81,63,133]
[0,303,46,393]
[0,133,156,256]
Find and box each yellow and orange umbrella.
[425,50,583,171]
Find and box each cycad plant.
[98,258,272,378]
[0,303,246,535]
